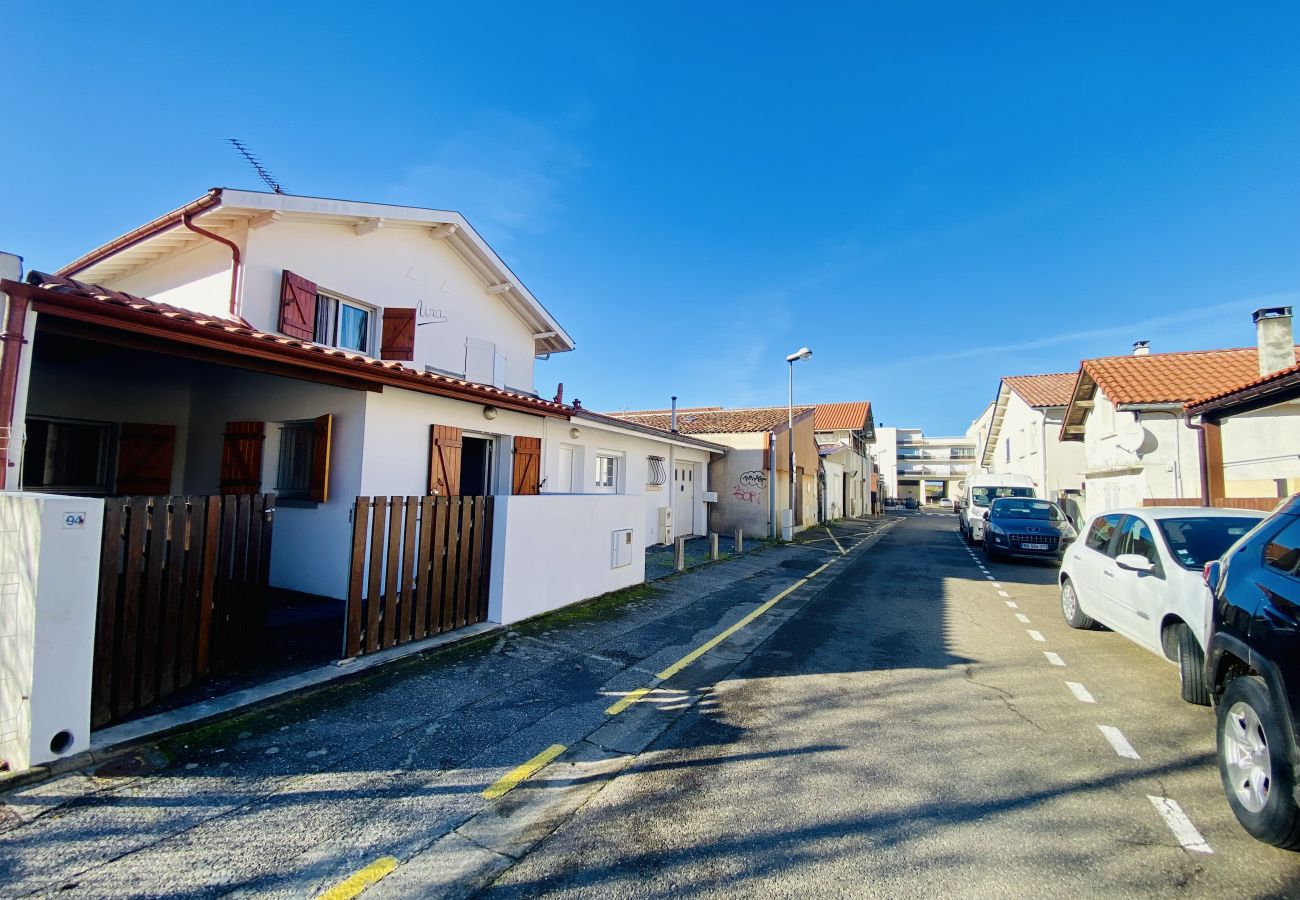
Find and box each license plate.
[1021,543,1049,551]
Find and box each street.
[3,513,1300,897]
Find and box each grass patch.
[510,582,663,635]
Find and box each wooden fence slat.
[382,498,403,649]
[413,496,435,640]
[212,496,238,669]
[477,497,494,622]
[230,494,252,659]
[115,498,150,718]
[158,497,186,697]
[431,497,451,634]
[455,497,475,628]
[365,498,387,654]
[176,497,206,690]
[465,497,485,626]
[195,496,223,676]
[91,500,126,728]
[397,496,418,645]
[245,494,265,643]
[345,497,370,659]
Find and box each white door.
[673,463,698,536]
[555,446,574,493]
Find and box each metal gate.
[93,494,274,727]
[344,495,494,659]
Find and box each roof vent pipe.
[1254,306,1295,377]
[671,396,678,433]
[1132,340,1150,356]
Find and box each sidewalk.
[0,516,896,899]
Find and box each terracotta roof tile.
[606,405,814,434]
[1187,359,1300,410]
[1083,347,1300,405]
[21,272,569,416]
[813,401,872,431]
[1002,373,1077,408]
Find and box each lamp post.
[785,347,812,540]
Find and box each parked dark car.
[903,497,919,510]
[1204,494,1300,849]
[982,497,1077,563]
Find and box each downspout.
[182,213,242,317]
[0,292,28,487]
[768,431,777,539]
[1184,415,1212,506]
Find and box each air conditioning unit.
[657,506,673,545]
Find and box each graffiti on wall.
[732,484,762,504]
[738,470,767,488]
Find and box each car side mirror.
[982,511,990,521]
[1203,560,1221,593]
[1116,553,1156,575]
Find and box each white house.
[1060,310,1300,518]
[978,373,1086,502]
[812,401,875,518]
[0,189,650,618]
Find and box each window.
[1264,519,1300,574]
[314,292,375,354]
[1004,438,1010,463]
[1085,513,1123,554]
[1116,515,1160,566]
[1158,517,1260,571]
[595,454,619,491]
[23,417,113,493]
[273,415,332,503]
[276,421,317,500]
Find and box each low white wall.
[488,494,644,625]
[0,493,103,772]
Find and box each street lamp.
[785,347,812,540]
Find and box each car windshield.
[1157,517,1262,570]
[971,486,1035,508]
[990,498,1063,521]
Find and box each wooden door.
[512,436,541,495]
[428,425,462,496]
[115,423,175,495]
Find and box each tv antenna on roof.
[227,138,285,194]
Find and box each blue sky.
[4,3,1298,434]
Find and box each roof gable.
[813,401,873,432]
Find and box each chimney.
[670,396,678,433]
[1132,341,1150,356]
[1254,306,1295,377]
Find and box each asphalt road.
[489,511,1300,898]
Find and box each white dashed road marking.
[991,582,1002,588]
[997,590,1010,597]
[1098,725,1140,759]
[1044,652,1065,666]
[1066,681,1096,703]
[1015,613,1031,624]
[1027,629,1046,642]
[1148,796,1213,854]
[1005,601,1019,609]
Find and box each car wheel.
[983,539,1000,563]
[1217,675,1300,849]
[1060,578,1094,629]
[1173,623,1210,706]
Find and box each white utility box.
[657,506,673,544]
[0,493,103,773]
[611,528,633,568]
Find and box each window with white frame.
[314,291,376,354]
[595,453,619,491]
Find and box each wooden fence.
[93,494,274,728]
[1143,497,1282,512]
[345,495,494,659]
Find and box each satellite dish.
[1115,412,1148,454]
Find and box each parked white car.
[1059,506,1267,704]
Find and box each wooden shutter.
[512,436,541,496]
[380,308,416,361]
[220,421,266,495]
[115,423,175,495]
[428,425,462,496]
[278,270,318,341]
[308,414,332,502]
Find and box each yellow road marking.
[655,578,808,680]
[482,743,566,800]
[808,562,830,577]
[605,686,652,716]
[824,527,846,555]
[316,856,399,900]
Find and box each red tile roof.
[813,401,872,431]
[16,272,569,418]
[1083,347,1300,405]
[1186,359,1300,412]
[606,405,814,434]
[1002,373,1077,408]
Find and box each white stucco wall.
[1219,402,1300,496]
[540,418,714,547]
[107,236,243,321]
[243,220,539,393]
[986,395,1087,499]
[488,494,644,625]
